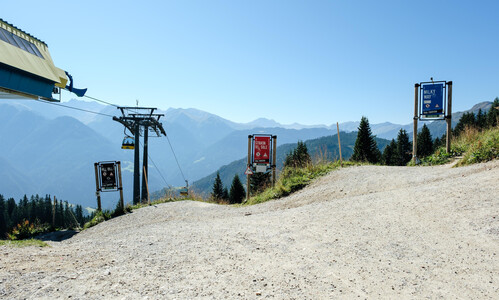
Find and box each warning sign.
[244,166,254,175]
[253,136,271,164]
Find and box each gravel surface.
[1,160,498,299]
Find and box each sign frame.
[419,80,447,121]
[251,134,273,173]
[96,161,119,192]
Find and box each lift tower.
[113,107,166,204]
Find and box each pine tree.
[0,195,8,238]
[382,139,397,166]
[487,97,499,128]
[454,112,477,136]
[284,141,311,168]
[476,108,487,129]
[417,124,433,158]
[229,174,245,204]
[351,116,381,163]
[250,172,271,196]
[222,187,229,202]
[211,172,224,201]
[395,129,412,166]
[75,205,84,227]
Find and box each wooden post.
[143,166,150,205]
[446,81,453,153]
[413,83,420,163]
[336,122,343,167]
[272,135,277,187]
[246,135,252,202]
[117,161,124,210]
[52,196,56,227]
[94,163,102,211]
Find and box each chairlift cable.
[138,140,172,189]
[164,133,187,183]
[35,99,115,117]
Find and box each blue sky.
[3,0,498,125]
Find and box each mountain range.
[0,98,493,208]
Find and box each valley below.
[1,160,498,299]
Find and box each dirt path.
[1,161,498,299]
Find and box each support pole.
[246,135,252,202]
[117,161,124,210]
[52,196,56,227]
[143,166,150,204]
[413,83,420,163]
[446,81,453,153]
[141,124,149,203]
[336,122,343,167]
[94,163,102,211]
[133,123,141,205]
[272,135,277,187]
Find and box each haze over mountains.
[0,99,492,208]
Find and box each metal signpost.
[94,161,124,211]
[246,134,277,202]
[413,80,452,163]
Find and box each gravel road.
[1,160,498,299]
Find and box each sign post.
[414,80,452,162]
[94,161,124,211]
[246,134,276,202]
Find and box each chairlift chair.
[179,187,188,196]
[122,136,135,150]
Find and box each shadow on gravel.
[35,230,79,242]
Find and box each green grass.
[455,126,498,166]
[0,239,48,247]
[246,160,358,205]
[418,126,498,166]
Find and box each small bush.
[83,210,111,230]
[7,219,50,240]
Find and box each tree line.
[210,98,498,201]
[0,194,90,239]
[351,98,499,165]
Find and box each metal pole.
[117,161,124,210]
[143,166,150,204]
[272,135,277,187]
[413,83,419,163]
[246,135,252,202]
[133,123,141,204]
[141,124,149,203]
[446,81,453,153]
[94,163,102,211]
[336,122,343,166]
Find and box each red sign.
[253,136,271,163]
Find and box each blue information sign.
[422,84,444,117]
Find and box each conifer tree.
[284,141,311,168]
[395,129,412,166]
[229,174,245,204]
[250,172,271,196]
[476,108,487,129]
[382,139,397,166]
[487,97,499,128]
[417,124,433,158]
[0,195,7,238]
[222,187,229,202]
[351,116,381,163]
[211,172,224,201]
